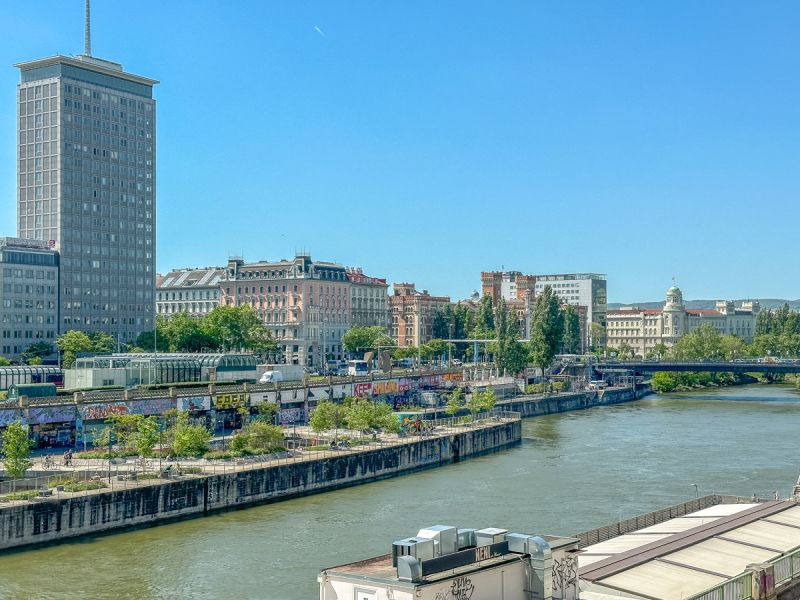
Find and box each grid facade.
[16,56,157,343]
[0,238,59,360]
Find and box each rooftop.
[580,500,800,600]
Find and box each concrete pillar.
[748,563,776,600]
[73,392,82,404]
[18,395,28,409]
[168,387,176,399]
[123,389,130,401]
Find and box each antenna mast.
[84,0,92,56]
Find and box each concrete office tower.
[14,3,158,343]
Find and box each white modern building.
[533,273,607,331]
[319,524,580,600]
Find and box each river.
[1,384,798,600]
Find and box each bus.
[347,360,369,376]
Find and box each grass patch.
[135,473,163,480]
[62,480,107,492]
[303,444,331,452]
[1,490,41,502]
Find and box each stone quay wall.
[497,384,651,419]
[0,419,521,551]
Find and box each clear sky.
[1,1,798,303]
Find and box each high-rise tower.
[14,1,158,343]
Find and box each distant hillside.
[608,299,800,310]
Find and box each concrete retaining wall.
[0,420,520,551]
[498,384,651,419]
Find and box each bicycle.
[42,455,55,470]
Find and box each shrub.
[1,490,40,502]
[62,480,107,492]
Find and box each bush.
[1,490,40,502]
[62,480,107,492]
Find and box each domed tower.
[662,285,685,343]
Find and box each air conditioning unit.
[416,525,457,556]
[475,527,508,547]
[391,536,435,567]
[457,528,477,550]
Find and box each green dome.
[667,286,681,294]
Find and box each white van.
[259,371,284,384]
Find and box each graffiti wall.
[176,396,211,412]
[27,405,78,425]
[127,398,173,415]
[81,402,127,421]
[278,408,306,424]
[213,393,247,410]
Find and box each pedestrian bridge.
[595,360,800,375]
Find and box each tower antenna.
[84,0,92,56]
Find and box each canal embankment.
[0,414,521,551]
[497,383,650,417]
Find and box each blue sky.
[1,1,798,303]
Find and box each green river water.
[0,384,798,600]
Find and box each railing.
[0,411,520,505]
[772,545,800,586]
[3,367,466,408]
[573,495,764,548]
[685,572,753,600]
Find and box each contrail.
[314,25,327,38]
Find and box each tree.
[1,422,33,479]
[493,299,529,375]
[445,387,465,416]
[134,417,160,457]
[431,307,452,340]
[590,323,607,352]
[255,402,279,424]
[21,342,54,364]
[372,401,400,433]
[89,331,117,354]
[246,422,285,450]
[467,391,483,421]
[478,388,497,412]
[171,412,211,457]
[561,304,581,354]
[309,400,347,441]
[474,296,495,334]
[529,286,562,376]
[423,339,450,363]
[162,312,216,352]
[672,324,724,360]
[342,326,386,357]
[201,305,274,353]
[345,398,375,433]
[55,330,94,368]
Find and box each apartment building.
[607,286,759,357]
[389,283,451,347]
[347,268,388,329]
[156,267,224,317]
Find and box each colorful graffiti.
[81,402,127,421]
[176,396,211,412]
[372,379,399,395]
[127,398,173,415]
[353,382,372,397]
[0,408,22,427]
[213,393,247,410]
[27,405,78,425]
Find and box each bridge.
[594,360,800,375]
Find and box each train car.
[0,366,64,391]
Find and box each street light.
[690,483,698,499]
